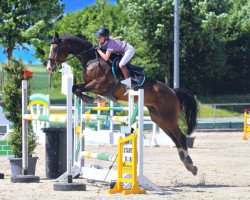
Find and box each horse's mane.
[74,34,88,40]
[60,34,88,41]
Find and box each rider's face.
[98,36,106,44]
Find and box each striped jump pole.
[85,106,129,111]
[81,151,116,162]
[23,114,129,124]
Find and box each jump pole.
[53,64,86,191]
[128,89,164,193]
[11,80,40,183]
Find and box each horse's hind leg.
[172,126,198,175]
[147,106,180,151]
[154,106,198,176]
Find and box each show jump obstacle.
[118,88,164,194]
[74,88,163,194]
[20,63,163,193]
[108,88,149,195]
[57,64,163,193]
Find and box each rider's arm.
[97,49,112,61]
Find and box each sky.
[0,0,116,64]
[63,0,116,13]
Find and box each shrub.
[0,59,37,157]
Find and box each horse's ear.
[55,32,60,38]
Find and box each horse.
[46,32,198,175]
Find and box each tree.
[0,0,64,60]
[221,0,250,94]
[179,0,230,94]
[35,0,128,85]
[121,0,173,83]
[32,0,250,95]
[121,0,250,95]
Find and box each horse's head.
[46,32,71,74]
[46,32,96,74]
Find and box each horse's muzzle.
[46,61,56,74]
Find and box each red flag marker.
[24,69,34,79]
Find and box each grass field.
[27,64,66,104]
[1,64,248,118]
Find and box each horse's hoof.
[191,166,198,176]
[184,163,198,176]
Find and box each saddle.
[109,54,146,88]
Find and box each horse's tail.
[174,88,198,135]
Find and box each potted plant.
[8,128,38,176]
[0,59,38,176]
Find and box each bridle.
[47,40,96,69]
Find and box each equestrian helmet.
[95,27,110,38]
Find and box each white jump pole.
[53,63,86,191]
[11,80,40,183]
[138,89,144,177]
[22,80,28,175]
[128,89,164,193]
[151,123,159,147]
[128,89,143,176]
[97,103,101,131]
[66,76,73,183]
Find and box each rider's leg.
[119,44,135,95]
[119,43,135,80]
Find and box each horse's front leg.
[72,82,106,104]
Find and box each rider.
[95,27,135,85]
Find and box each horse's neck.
[67,37,95,65]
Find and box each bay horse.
[47,32,198,175]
